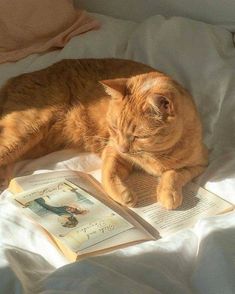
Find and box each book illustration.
[14,180,134,252]
[29,197,88,228]
[21,181,92,229]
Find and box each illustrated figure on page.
[31,196,88,228]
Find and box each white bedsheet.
[0,13,235,294]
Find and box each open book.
[8,169,234,261]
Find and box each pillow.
[0,0,100,63]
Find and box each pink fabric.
[0,0,100,64]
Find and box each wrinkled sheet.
[0,13,235,294]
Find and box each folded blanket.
[0,0,100,64]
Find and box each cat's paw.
[120,189,137,207]
[108,187,137,207]
[157,186,183,210]
[105,185,137,207]
[103,178,137,207]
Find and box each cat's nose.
[118,144,129,153]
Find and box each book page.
[9,170,152,233]
[126,172,233,236]
[12,180,135,252]
[88,169,102,182]
[8,170,81,192]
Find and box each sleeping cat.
[0,58,208,209]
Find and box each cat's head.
[101,72,194,156]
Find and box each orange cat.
[0,58,208,209]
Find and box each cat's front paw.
[109,187,137,208]
[119,189,137,207]
[157,186,183,210]
[102,177,137,207]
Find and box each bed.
[0,1,235,293]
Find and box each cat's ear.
[100,78,128,99]
[148,94,174,116]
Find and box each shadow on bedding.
[0,265,23,294]
[35,225,235,294]
[3,214,235,294]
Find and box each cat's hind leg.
[0,115,45,189]
[0,111,47,167]
[0,164,14,191]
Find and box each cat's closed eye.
[134,135,150,140]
